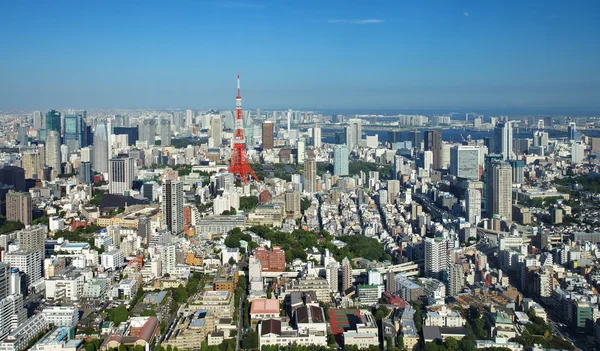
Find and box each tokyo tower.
[228,74,258,183]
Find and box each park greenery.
[239,196,259,211]
[250,160,393,182]
[225,225,388,263]
[0,216,24,234]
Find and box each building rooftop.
[251,298,280,314]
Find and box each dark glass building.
[45,110,61,133]
[113,126,139,146]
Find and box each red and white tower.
[228,74,258,183]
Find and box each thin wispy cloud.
[328,19,385,25]
[463,12,469,17]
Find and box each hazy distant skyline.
[1,0,599,110]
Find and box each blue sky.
[0,0,599,110]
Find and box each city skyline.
[1,0,599,110]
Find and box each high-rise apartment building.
[488,161,512,220]
[3,250,42,287]
[297,138,305,164]
[108,157,134,195]
[424,237,448,281]
[387,180,400,204]
[333,145,349,176]
[284,189,301,219]
[93,121,109,174]
[22,150,42,179]
[465,188,481,225]
[448,263,464,297]
[6,191,31,226]
[424,130,442,169]
[15,225,46,259]
[345,118,362,149]
[162,179,184,235]
[45,131,61,174]
[262,121,274,150]
[450,145,480,180]
[304,159,317,194]
[341,257,352,292]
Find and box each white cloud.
[328,19,385,24]
[463,12,469,17]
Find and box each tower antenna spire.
[229,72,258,183]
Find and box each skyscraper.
[6,191,31,225]
[45,110,61,133]
[113,127,139,146]
[211,116,222,147]
[313,126,321,148]
[304,159,317,194]
[139,119,156,145]
[163,179,184,235]
[297,138,305,164]
[465,188,481,225]
[345,118,362,149]
[160,119,172,147]
[424,237,448,281]
[333,145,349,176]
[63,113,84,152]
[93,121,109,174]
[33,111,42,130]
[488,161,512,220]
[568,122,577,141]
[409,130,423,150]
[287,109,292,133]
[79,161,93,184]
[284,188,301,219]
[341,257,352,292]
[494,121,513,160]
[424,130,442,169]
[45,131,61,174]
[450,145,480,180]
[0,166,25,192]
[262,121,274,150]
[108,157,134,195]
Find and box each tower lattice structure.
[228,74,258,183]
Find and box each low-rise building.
[424,305,465,327]
[41,306,79,327]
[250,299,280,324]
[258,319,327,349]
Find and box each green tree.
[228,256,236,266]
[86,344,96,351]
[242,330,258,350]
[375,305,390,321]
[173,284,188,303]
[240,196,259,211]
[141,309,157,317]
[108,305,129,326]
[444,337,459,351]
